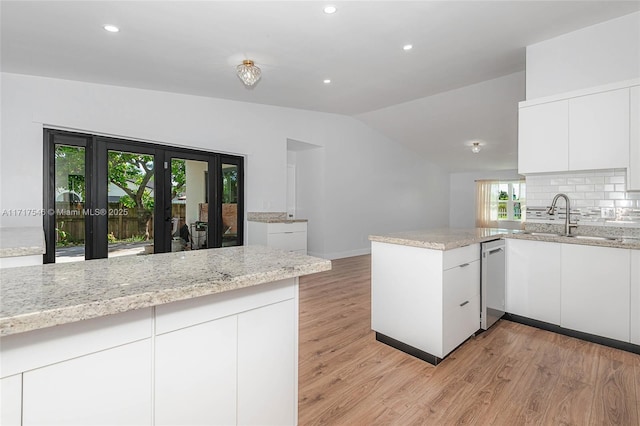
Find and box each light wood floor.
[298,255,640,425]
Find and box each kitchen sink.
[521,232,564,237]
[565,235,617,241]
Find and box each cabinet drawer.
[267,222,307,234]
[443,295,480,356]
[444,260,480,305]
[443,244,480,270]
[267,231,307,252]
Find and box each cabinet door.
[155,316,237,426]
[443,260,480,356]
[506,239,561,325]
[569,89,630,171]
[238,299,297,426]
[629,86,640,191]
[631,250,640,345]
[22,339,152,426]
[518,100,569,174]
[561,244,630,342]
[1,374,22,426]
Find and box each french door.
[44,129,244,263]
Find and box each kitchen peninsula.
[370,228,640,365]
[0,245,331,426]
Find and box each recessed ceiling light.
[403,44,413,51]
[103,24,120,33]
[323,5,337,14]
[323,79,331,84]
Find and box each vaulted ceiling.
[2,1,638,171]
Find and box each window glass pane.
[497,183,509,220]
[222,163,239,247]
[107,150,155,258]
[54,145,86,263]
[170,159,209,251]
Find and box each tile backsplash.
[525,169,640,227]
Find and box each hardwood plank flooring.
[298,254,640,425]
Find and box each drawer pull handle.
[459,263,470,268]
[488,248,503,255]
[283,232,294,234]
[460,301,469,307]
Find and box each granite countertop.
[0,246,331,337]
[247,212,308,223]
[369,228,640,251]
[0,227,46,258]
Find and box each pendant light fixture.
[471,142,482,153]
[237,60,261,87]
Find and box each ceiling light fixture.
[471,142,482,154]
[403,44,413,51]
[236,60,261,87]
[103,24,120,33]
[323,5,337,14]
[323,79,331,84]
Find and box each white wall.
[449,169,521,229]
[526,11,640,99]
[0,72,449,259]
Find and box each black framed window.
[43,129,244,263]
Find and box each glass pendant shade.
[237,60,261,86]
[471,142,481,153]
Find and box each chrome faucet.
[547,193,577,236]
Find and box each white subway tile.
[570,192,585,200]
[574,200,595,207]
[558,185,575,192]
[594,184,615,192]
[584,192,603,200]
[585,176,605,184]
[598,200,616,208]
[606,176,625,184]
[567,177,585,184]
[599,170,616,177]
[614,169,627,176]
[626,192,640,200]
[606,192,625,200]
[575,184,594,192]
[616,200,633,208]
[615,184,627,192]
[549,178,567,185]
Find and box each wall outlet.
[600,207,615,219]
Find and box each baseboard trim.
[375,332,443,366]
[503,313,640,355]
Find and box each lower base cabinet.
[23,340,152,426]
[506,239,561,325]
[1,375,22,426]
[631,250,640,345]
[155,316,238,426]
[561,244,630,342]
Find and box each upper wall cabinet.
[518,100,569,174]
[518,82,636,175]
[568,89,629,171]
[628,86,640,191]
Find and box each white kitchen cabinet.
[248,221,307,254]
[442,260,480,356]
[628,85,640,191]
[561,244,630,342]
[22,339,152,426]
[518,100,569,174]
[371,242,480,360]
[505,239,562,325]
[1,374,22,426]
[237,299,297,426]
[155,316,238,426]
[631,250,640,345]
[569,88,630,171]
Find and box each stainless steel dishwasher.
[481,239,506,330]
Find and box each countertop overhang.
[369,228,640,251]
[0,246,331,337]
